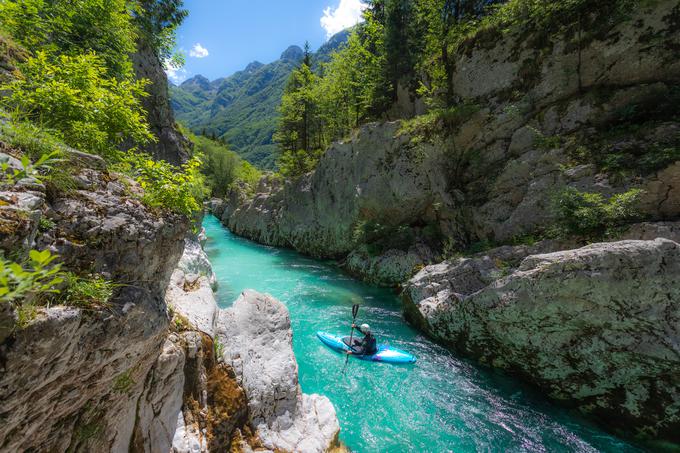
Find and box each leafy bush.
[552,187,643,236]
[278,148,323,178]
[1,52,152,159]
[193,134,262,196]
[0,150,61,185]
[0,115,65,160]
[119,152,206,216]
[475,0,640,38]
[399,103,480,141]
[0,249,64,327]
[0,0,138,79]
[0,249,64,304]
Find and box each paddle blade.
[352,303,359,319]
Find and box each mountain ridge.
[170,30,350,169]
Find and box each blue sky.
[167,0,366,84]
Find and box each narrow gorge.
[1,0,679,452]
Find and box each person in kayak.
[347,323,378,356]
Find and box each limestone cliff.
[0,149,189,451]
[0,155,341,452]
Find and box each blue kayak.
[316,331,416,364]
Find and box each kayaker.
[347,323,377,356]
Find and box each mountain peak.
[280,45,303,62]
[181,75,211,90]
[245,61,264,73]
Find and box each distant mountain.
[170,30,350,170]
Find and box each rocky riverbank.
[0,157,341,451]
[402,238,680,443]
[168,238,341,452]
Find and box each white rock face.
[403,239,680,442]
[178,237,218,290]
[166,241,340,453]
[217,290,340,453]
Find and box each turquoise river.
[203,215,641,453]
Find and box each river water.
[203,215,640,453]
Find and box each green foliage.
[274,62,325,177]
[134,0,188,62]
[193,134,262,197]
[316,29,386,142]
[1,52,153,159]
[0,149,61,185]
[0,115,65,161]
[277,148,323,178]
[38,217,56,232]
[0,249,64,304]
[0,0,138,80]
[475,0,640,37]
[60,273,115,309]
[214,338,224,358]
[552,187,643,236]
[0,249,64,327]
[119,152,206,216]
[399,103,480,141]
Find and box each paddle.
[342,303,360,374]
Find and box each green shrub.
[399,103,480,141]
[0,116,64,161]
[0,249,64,304]
[60,273,115,309]
[192,134,262,197]
[0,249,64,327]
[38,217,56,232]
[278,148,323,179]
[1,52,152,159]
[552,187,643,236]
[0,0,138,80]
[118,152,206,217]
[0,150,61,185]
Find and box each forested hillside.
[170,30,349,169]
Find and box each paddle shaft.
[343,304,360,373]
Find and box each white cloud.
[320,0,367,38]
[164,60,188,84]
[189,43,209,58]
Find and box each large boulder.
[217,290,341,453]
[403,239,680,442]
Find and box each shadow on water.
[203,215,644,453]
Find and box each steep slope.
[170,31,349,169]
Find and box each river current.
[203,215,639,453]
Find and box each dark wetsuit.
[351,325,377,355]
